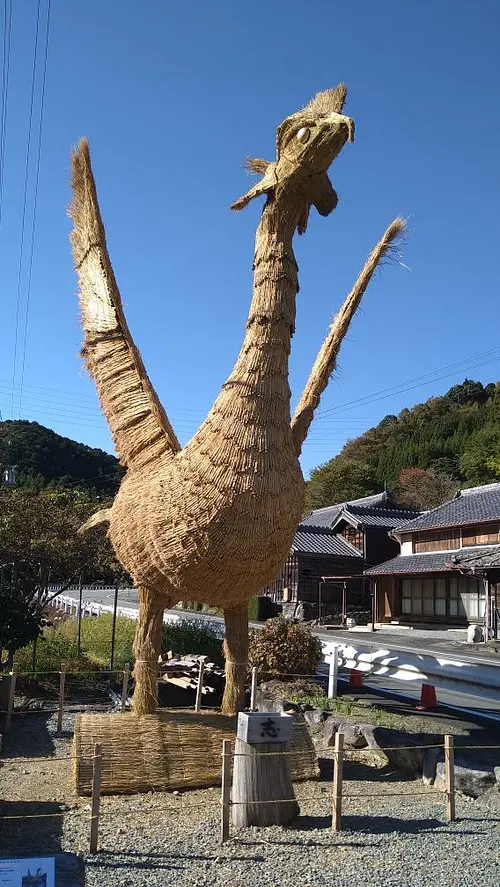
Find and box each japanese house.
[263,492,418,621]
[366,482,500,635]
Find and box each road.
[56,585,500,724]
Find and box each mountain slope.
[306,379,500,511]
[0,420,123,494]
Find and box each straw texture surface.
[68,86,403,714]
[73,710,319,795]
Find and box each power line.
[0,0,12,226]
[18,0,51,418]
[10,0,42,418]
[316,346,500,419]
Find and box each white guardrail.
[50,590,500,701]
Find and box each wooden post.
[89,743,102,854]
[332,731,344,832]
[231,713,298,828]
[220,738,232,843]
[121,662,130,713]
[250,666,258,710]
[5,664,17,732]
[444,734,455,822]
[328,647,338,699]
[194,660,205,712]
[57,665,66,734]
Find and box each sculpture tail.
[291,217,407,453]
[69,139,181,469]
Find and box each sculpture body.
[70,85,404,714]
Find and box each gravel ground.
[1,712,499,887]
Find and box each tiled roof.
[395,482,500,533]
[341,503,419,529]
[305,491,390,528]
[365,544,500,575]
[305,491,418,531]
[293,524,363,558]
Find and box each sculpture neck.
[220,198,299,413]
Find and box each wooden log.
[231,738,299,828]
[444,734,455,822]
[5,664,17,732]
[250,667,258,711]
[194,660,205,711]
[57,665,66,734]
[121,662,130,713]
[89,743,102,853]
[220,738,232,843]
[332,731,344,832]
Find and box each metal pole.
[109,582,119,672]
[371,580,378,631]
[318,580,323,623]
[77,574,84,659]
[328,646,338,699]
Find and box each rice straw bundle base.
[73,709,318,796]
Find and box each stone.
[361,727,426,776]
[323,717,368,749]
[435,759,496,798]
[303,708,328,727]
[422,747,442,786]
[477,784,500,809]
[494,766,500,785]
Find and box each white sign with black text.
[237,712,293,744]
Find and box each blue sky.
[1,0,499,477]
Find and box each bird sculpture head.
[231,83,354,233]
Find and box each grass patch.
[15,613,225,679]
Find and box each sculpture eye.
[296,127,310,144]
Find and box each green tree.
[0,567,46,669]
[394,468,458,510]
[305,457,378,512]
[0,488,128,667]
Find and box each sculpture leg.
[221,601,249,714]
[132,587,165,715]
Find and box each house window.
[399,575,482,620]
[342,525,363,552]
[462,523,500,546]
[402,579,412,614]
[413,529,461,552]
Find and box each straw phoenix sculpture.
[70,84,405,716]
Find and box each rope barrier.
[0,788,441,821]
[3,741,500,767]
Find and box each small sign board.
[237,712,293,744]
[0,857,55,887]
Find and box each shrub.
[248,617,323,679]
[248,596,259,622]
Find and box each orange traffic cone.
[349,669,364,689]
[416,683,438,710]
